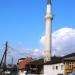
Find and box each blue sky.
[0,0,75,62]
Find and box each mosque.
[18,0,75,75]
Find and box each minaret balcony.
[45,14,53,20]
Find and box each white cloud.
[40,27,75,56]
[7,27,75,63]
[40,36,45,46]
[15,48,43,59]
[34,49,39,52]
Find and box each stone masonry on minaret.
[44,0,53,62]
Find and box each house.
[17,57,33,75]
[25,58,44,74]
[63,53,75,75]
[44,53,75,75]
[44,56,64,75]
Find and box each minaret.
[44,0,53,62]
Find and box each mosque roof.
[44,57,63,65]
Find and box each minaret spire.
[47,0,51,5]
[46,0,52,14]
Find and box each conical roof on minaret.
[47,0,51,5]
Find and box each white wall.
[44,63,64,75]
[18,70,27,75]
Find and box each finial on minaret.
[47,0,51,5]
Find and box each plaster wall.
[44,63,64,75]
[18,70,27,75]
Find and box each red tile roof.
[18,57,33,70]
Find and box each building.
[44,56,64,75]
[25,58,44,74]
[24,53,75,75]
[17,57,33,75]
[63,53,75,75]
[44,53,75,75]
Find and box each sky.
[0,0,75,63]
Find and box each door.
[58,74,63,75]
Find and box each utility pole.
[4,41,8,68]
[12,56,13,67]
[0,41,8,74]
[0,42,8,67]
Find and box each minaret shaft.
[44,0,52,62]
[45,18,52,51]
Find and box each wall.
[18,70,27,75]
[64,61,75,75]
[44,63,64,75]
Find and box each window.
[70,64,73,69]
[52,66,55,70]
[69,62,74,69]
[56,66,58,70]
[61,65,64,70]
